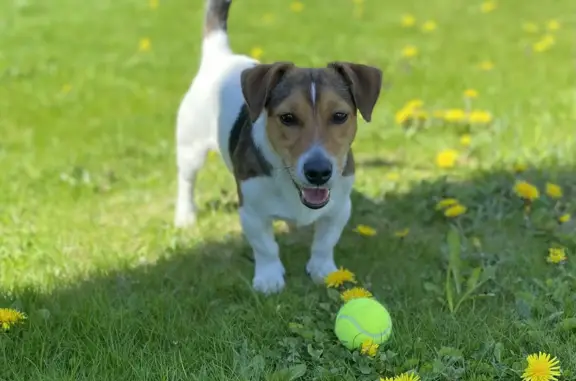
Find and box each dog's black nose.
[303,157,332,185]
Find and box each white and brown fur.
[175,0,382,294]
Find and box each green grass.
[1,0,576,379]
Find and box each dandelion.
[325,267,357,288]
[250,46,263,60]
[401,45,418,58]
[443,109,466,123]
[468,110,493,124]
[533,35,555,52]
[395,372,421,381]
[444,204,467,217]
[546,183,562,199]
[360,339,379,357]
[341,287,373,302]
[547,20,560,31]
[421,20,437,32]
[405,99,424,109]
[139,38,151,52]
[436,149,459,168]
[514,181,539,201]
[0,308,27,330]
[547,248,567,264]
[514,162,528,173]
[394,228,410,238]
[480,1,497,13]
[558,214,571,223]
[523,22,539,33]
[464,89,478,98]
[460,134,472,147]
[522,352,561,381]
[149,0,158,9]
[477,60,494,71]
[386,172,400,181]
[435,198,459,210]
[354,224,376,236]
[289,1,304,12]
[401,14,416,27]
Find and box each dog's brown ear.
[240,62,295,122]
[327,62,382,122]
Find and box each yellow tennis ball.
[334,297,392,350]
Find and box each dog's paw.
[306,255,338,284]
[253,261,286,294]
[174,211,196,228]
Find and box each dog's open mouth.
[299,187,330,209]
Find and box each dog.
[174,0,383,294]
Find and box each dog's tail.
[202,0,233,55]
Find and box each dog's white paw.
[306,255,338,284]
[174,211,196,228]
[253,260,286,294]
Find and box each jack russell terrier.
[174,0,382,294]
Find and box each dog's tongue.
[301,188,329,205]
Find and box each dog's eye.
[332,112,348,124]
[279,113,298,126]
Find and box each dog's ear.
[327,62,382,122]
[241,62,295,122]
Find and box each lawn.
[1,0,576,379]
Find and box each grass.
[1,0,576,379]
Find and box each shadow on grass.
[2,165,576,380]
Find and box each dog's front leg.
[307,196,352,283]
[240,207,285,294]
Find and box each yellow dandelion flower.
[354,224,376,236]
[444,204,467,217]
[435,198,459,210]
[395,107,413,125]
[547,248,567,264]
[394,228,410,238]
[250,46,263,60]
[477,60,494,71]
[460,134,472,147]
[547,20,560,31]
[139,38,151,52]
[0,308,27,331]
[436,149,458,168]
[533,35,555,53]
[401,45,418,58]
[546,183,562,199]
[395,372,421,381]
[523,22,539,33]
[325,267,357,288]
[514,181,539,201]
[421,20,437,32]
[468,110,493,124]
[514,162,528,173]
[386,172,400,181]
[404,99,424,110]
[443,109,466,123]
[464,89,478,98]
[558,213,571,223]
[290,1,304,12]
[262,12,276,24]
[401,14,416,27]
[341,287,373,302]
[522,352,561,381]
[360,339,379,357]
[149,0,158,9]
[480,1,497,13]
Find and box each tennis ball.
[334,297,392,350]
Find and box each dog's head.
[240,62,382,210]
